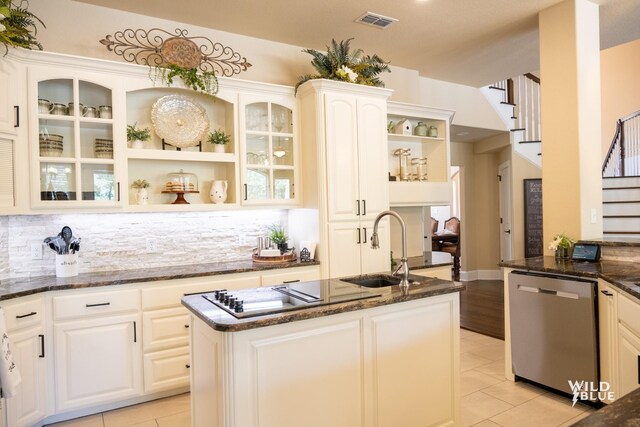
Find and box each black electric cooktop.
[202,280,381,319]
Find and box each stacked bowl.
[39,134,64,157]
[94,138,113,159]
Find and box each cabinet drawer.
[2,297,44,332]
[261,266,321,286]
[142,307,190,352]
[619,293,640,336]
[142,274,261,310]
[143,346,190,394]
[53,289,140,321]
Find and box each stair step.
[603,187,640,202]
[603,215,640,218]
[500,101,516,106]
[603,231,640,235]
[603,176,640,188]
[603,216,640,231]
[488,86,506,91]
[519,140,542,144]
[603,202,640,216]
[603,186,640,190]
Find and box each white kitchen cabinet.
[617,292,640,398]
[2,296,48,427]
[189,292,460,427]
[0,56,23,135]
[259,265,320,286]
[324,91,388,221]
[28,65,124,209]
[298,80,392,279]
[0,136,16,211]
[239,92,298,206]
[143,346,191,394]
[327,220,390,278]
[387,102,454,207]
[598,280,619,403]
[52,288,142,412]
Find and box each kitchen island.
[182,275,464,427]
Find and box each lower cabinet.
[191,293,460,427]
[53,313,142,412]
[2,296,47,427]
[143,346,191,394]
[617,324,640,398]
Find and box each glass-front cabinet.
[240,94,298,205]
[29,69,122,208]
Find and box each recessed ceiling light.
[355,12,398,29]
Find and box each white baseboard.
[459,269,503,281]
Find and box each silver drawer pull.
[86,302,111,308]
[517,285,539,293]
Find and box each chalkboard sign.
[524,179,543,257]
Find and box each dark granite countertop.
[403,251,452,270]
[500,256,640,300]
[182,274,464,332]
[578,237,640,247]
[0,259,320,301]
[572,387,640,426]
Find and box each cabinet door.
[5,327,47,427]
[0,58,22,135]
[0,136,15,211]
[598,281,618,402]
[617,324,640,398]
[29,67,123,209]
[324,93,360,221]
[327,222,362,278]
[54,313,142,411]
[143,346,190,394]
[356,96,389,219]
[239,93,298,206]
[360,218,391,275]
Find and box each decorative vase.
[277,242,288,254]
[213,144,226,153]
[135,188,149,205]
[555,246,570,260]
[132,140,145,149]
[209,180,228,204]
[414,122,428,136]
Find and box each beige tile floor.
[47,329,596,427]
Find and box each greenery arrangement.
[548,233,575,251]
[207,128,230,145]
[0,0,45,56]
[126,123,151,142]
[150,64,219,96]
[131,179,150,189]
[295,38,390,93]
[269,224,288,245]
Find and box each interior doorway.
[498,161,513,262]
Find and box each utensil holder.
[56,253,78,278]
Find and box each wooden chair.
[430,217,439,251]
[440,217,461,274]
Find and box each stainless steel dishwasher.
[509,270,598,399]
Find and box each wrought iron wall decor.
[99,28,252,77]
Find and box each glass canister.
[165,169,198,192]
[99,105,112,119]
[393,148,412,181]
[412,157,428,181]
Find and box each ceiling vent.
[355,12,398,29]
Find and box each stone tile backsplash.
[0,210,288,279]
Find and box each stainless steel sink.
[340,274,403,288]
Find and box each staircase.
[484,74,542,168]
[602,111,640,236]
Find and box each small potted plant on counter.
[548,233,575,260]
[269,224,289,254]
[207,128,231,153]
[131,179,150,205]
[127,123,152,149]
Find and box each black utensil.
[60,226,72,254]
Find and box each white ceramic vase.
[132,140,145,149]
[210,180,228,204]
[135,188,149,205]
[213,144,226,153]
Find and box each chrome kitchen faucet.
[371,210,410,289]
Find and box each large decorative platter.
[151,95,210,148]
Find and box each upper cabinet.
[386,102,455,207]
[0,57,23,135]
[28,66,123,209]
[239,92,298,206]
